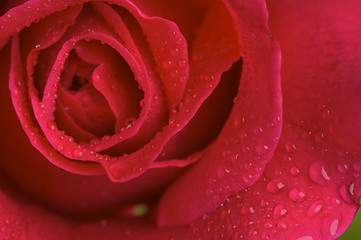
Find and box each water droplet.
[260,199,269,207]
[231,153,239,162]
[337,163,349,174]
[277,221,287,230]
[179,75,187,83]
[307,200,324,217]
[329,219,339,236]
[290,166,300,176]
[244,162,252,170]
[170,48,179,56]
[309,161,330,185]
[11,88,19,96]
[256,144,269,155]
[242,175,250,183]
[253,127,263,135]
[162,60,172,68]
[349,183,355,196]
[241,145,250,152]
[249,207,255,214]
[47,121,57,131]
[102,135,111,142]
[140,99,145,108]
[289,188,307,202]
[73,148,84,157]
[273,204,287,218]
[126,119,135,129]
[176,37,183,44]
[264,222,273,229]
[178,59,186,67]
[249,229,258,237]
[266,178,285,193]
[285,143,297,153]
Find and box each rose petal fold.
[157,0,282,226]
[182,125,360,239]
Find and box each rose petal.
[153,58,241,164]
[157,0,282,226]
[267,0,361,152]
[75,40,142,133]
[55,100,99,142]
[102,0,242,181]
[183,125,360,239]
[1,0,221,182]
[9,35,104,175]
[107,2,190,111]
[178,0,361,237]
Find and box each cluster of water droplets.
[193,119,361,239]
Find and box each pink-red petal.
[157,0,282,226]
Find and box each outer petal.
[178,0,361,239]
[183,125,360,239]
[157,0,282,226]
[267,0,361,153]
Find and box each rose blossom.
[0,0,360,239]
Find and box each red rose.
[0,0,359,239]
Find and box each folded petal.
[175,0,361,238]
[182,125,360,239]
[157,0,282,226]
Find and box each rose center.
[51,40,144,142]
[69,75,89,91]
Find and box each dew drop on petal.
[277,222,287,230]
[178,59,186,67]
[329,219,339,236]
[338,184,354,203]
[255,144,269,155]
[140,99,145,108]
[266,179,285,193]
[73,148,84,157]
[337,163,349,174]
[289,188,307,202]
[307,200,324,217]
[260,199,269,207]
[349,183,355,196]
[47,121,57,131]
[309,161,330,185]
[285,143,297,153]
[249,207,255,214]
[290,166,300,176]
[170,48,179,56]
[56,145,64,151]
[42,0,51,8]
[263,222,273,229]
[102,135,111,142]
[273,204,287,218]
